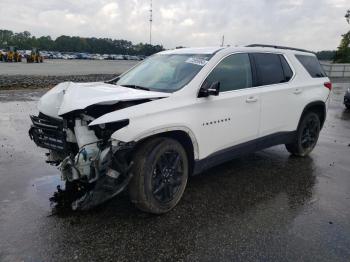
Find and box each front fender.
[111,125,200,159]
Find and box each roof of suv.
[159,45,314,56]
[159,46,224,55]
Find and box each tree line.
[333,9,350,63]
[1,28,348,62]
[0,29,164,56]
[334,31,350,63]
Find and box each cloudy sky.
[0,0,349,51]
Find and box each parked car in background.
[91,54,104,60]
[21,50,145,61]
[344,88,350,109]
[114,55,125,60]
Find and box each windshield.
[116,54,212,92]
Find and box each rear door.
[250,53,298,137]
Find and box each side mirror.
[198,81,220,98]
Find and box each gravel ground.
[0,59,138,89]
[0,60,346,90]
[0,74,117,89]
[0,59,138,76]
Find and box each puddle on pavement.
[27,175,65,210]
[340,110,350,120]
[27,175,91,216]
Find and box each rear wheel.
[129,138,188,214]
[286,112,321,157]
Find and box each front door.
[193,53,261,159]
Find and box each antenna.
[149,0,153,45]
[221,35,225,47]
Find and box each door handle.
[246,96,258,103]
[293,88,302,94]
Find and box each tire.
[285,112,321,157]
[346,104,350,110]
[129,137,189,214]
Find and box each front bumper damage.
[63,142,135,210]
[29,113,135,211]
[28,82,171,211]
[29,114,66,153]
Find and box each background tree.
[316,50,336,61]
[334,9,350,63]
[0,29,164,56]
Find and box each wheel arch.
[133,129,197,176]
[299,101,326,129]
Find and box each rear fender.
[298,101,326,129]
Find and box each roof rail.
[246,44,314,54]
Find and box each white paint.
[38,46,330,161]
[38,81,170,118]
[159,46,223,55]
[89,46,330,159]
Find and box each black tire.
[129,137,189,214]
[286,112,321,157]
[346,104,350,110]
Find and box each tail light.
[324,82,332,91]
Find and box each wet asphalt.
[0,83,350,262]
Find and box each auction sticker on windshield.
[185,57,209,66]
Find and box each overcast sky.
[0,0,349,51]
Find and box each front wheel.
[129,138,189,214]
[286,112,321,157]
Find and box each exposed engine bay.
[28,81,169,210]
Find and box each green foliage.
[334,10,350,63]
[0,29,163,55]
[315,50,336,61]
[346,9,350,24]
[334,31,350,63]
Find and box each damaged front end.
[29,112,135,211]
[28,81,170,211]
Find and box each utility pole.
[149,0,153,45]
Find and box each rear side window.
[295,55,326,78]
[252,53,286,86]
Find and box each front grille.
[29,113,66,152]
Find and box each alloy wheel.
[151,150,183,203]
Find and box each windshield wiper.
[121,84,150,91]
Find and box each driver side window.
[204,53,252,92]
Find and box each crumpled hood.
[38,81,170,119]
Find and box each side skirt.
[193,131,296,175]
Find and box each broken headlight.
[91,119,129,140]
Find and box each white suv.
[29,45,331,213]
